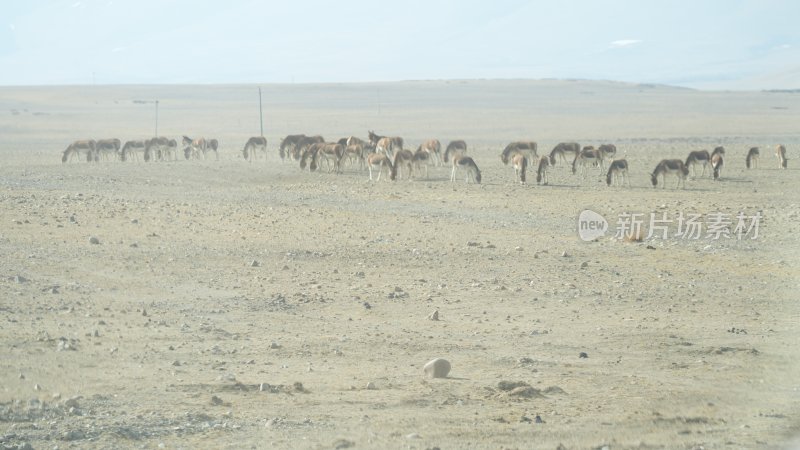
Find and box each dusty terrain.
[0,80,799,449]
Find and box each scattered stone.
[561,251,569,257]
[13,275,28,283]
[61,430,85,441]
[362,302,372,310]
[270,341,281,349]
[130,242,139,248]
[428,310,439,321]
[366,381,377,390]
[543,386,567,395]
[406,433,421,439]
[250,260,260,267]
[333,439,356,449]
[64,396,80,408]
[535,415,544,423]
[293,382,307,393]
[423,358,451,378]
[222,373,236,382]
[579,352,589,358]
[33,384,41,391]
[646,245,656,250]
[89,236,100,245]
[172,360,181,366]
[496,380,544,398]
[210,395,224,405]
[50,286,59,294]
[515,246,523,252]
[57,338,76,351]
[131,219,139,224]
[508,386,544,398]
[581,261,589,268]
[497,380,530,391]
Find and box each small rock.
[497,380,530,391]
[14,275,28,283]
[579,352,589,358]
[515,246,523,252]
[508,386,543,398]
[580,261,588,268]
[366,381,376,390]
[89,236,100,245]
[131,219,139,224]
[406,433,421,439]
[428,310,439,321]
[333,439,355,449]
[33,384,41,391]
[64,396,80,408]
[250,260,260,267]
[535,415,544,423]
[270,342,281,349]
[561,251,568,257]
[423,358,451,378]
[61,430,85,441]
[171,360,181,366]
[210,395,224,405]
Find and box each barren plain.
[0,80,799,449]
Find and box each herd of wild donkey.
[61,131,789,188]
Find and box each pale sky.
[2,0,799,89]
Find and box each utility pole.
[154,100,159,136]
[258,87,264,136]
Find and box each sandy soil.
[0,80,799,449]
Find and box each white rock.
[423,358,451,378]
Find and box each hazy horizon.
[2,1,799,90]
